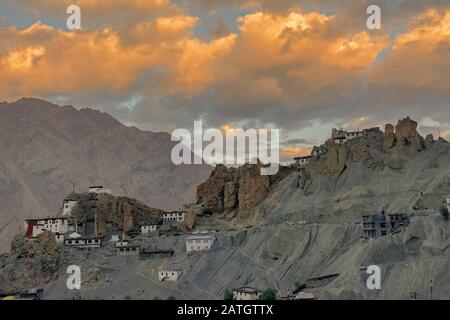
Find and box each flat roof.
[65,237,102,240]
[233,287,261,293]
[25,217,68,222]
[187,235,215,240]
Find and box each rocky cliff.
[196,163,272,218]
[70,193,165,236]
[0,231,60,292]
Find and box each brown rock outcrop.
[425,134,434,148]
[196,163,271,215]
[237,164,270,211]
[308,143,348,176]
[395,117,423,151]
[72,193,164,235]
[196,165,236,213]
[185,207,198,230]
[351,142,376,168]
[223,182,238,211]
[383,123,396,152]
[1,231,61,292]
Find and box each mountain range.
[0,98,211,253]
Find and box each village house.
[115,239,129,247]
[24,217,68,239]
[346,130,364,140]
[362,212,410,239]
[331,128,364,144]
[62,198,78,216]
[141,225,158,234]
[186,235,215,253]
[232,287,261,300]
[311,146,326,157]
[88,185,111,194]
[443,195,450,212]
[163,211,186,223]
[293,156,312,169]
[158,270,182,281]
[64,234,102,249]
[139,248,174,260]
[281,292,315,300]
[116,245,140,256]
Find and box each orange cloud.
[371,9,450,91]
[213,10,388,104]
[281,146,311,157]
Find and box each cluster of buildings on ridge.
[19,180,450,298]
[293,127,378,169]
[22,185,218,284]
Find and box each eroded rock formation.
[72,193,165,235]
[383,123,396,152]
[196,163,271,214]
[395,117,424,151]
[0,231,60,292]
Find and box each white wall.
[163,212,185,222]
[62,200,77,216]
[186,236,215,253]
[233,291,261,300]
[158,271,181,281]
[141,225,157,234]
[30,218,68,238]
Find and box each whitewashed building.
[293,156,311,168]
[115,240,129,247]
[163,211,186,223]
[24,217,69,239]
[62,199,78,216]
[186,235,215,253]
[141,225,158,234]
[158,270,181,281]
[64,237,102,249]
[88,186,111,194]
[116,245,140,256]
[444,195,450,212]
[233,287,261,300]
[346,130,364,140]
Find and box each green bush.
[260,288,277,300]
[224,289,234,300]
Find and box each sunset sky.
[1,0,449,160]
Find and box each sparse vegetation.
[168,295,176,300]
[260,288,277,300]
[441,206,449,220]
[224,289,234,300]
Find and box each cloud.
[367,8,450,123]
[0,0,449,144]
[280,146,312,162]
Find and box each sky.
[0,0,449,161]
